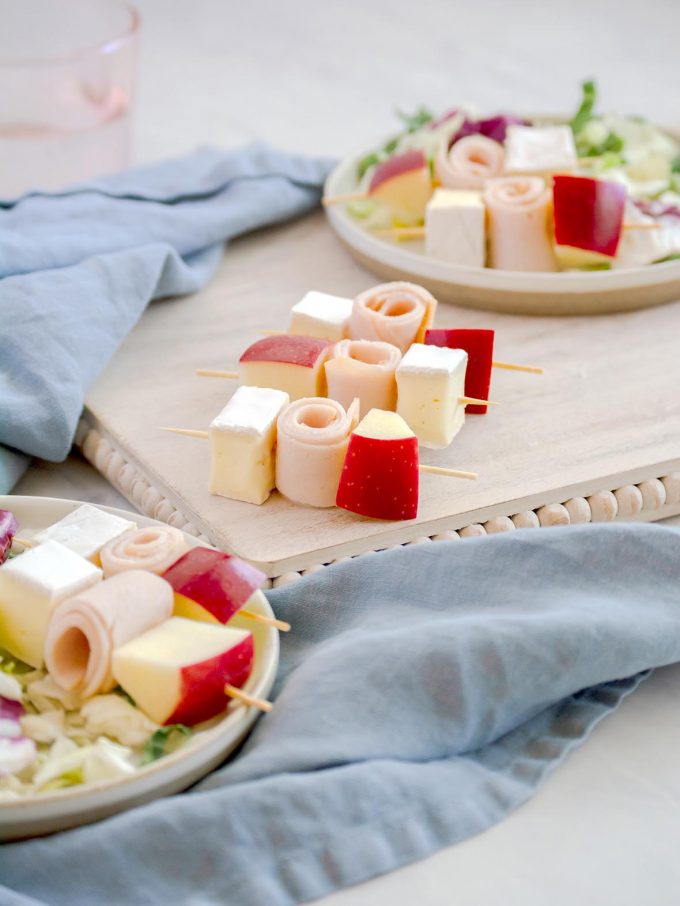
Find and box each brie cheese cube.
[425,189,485,267]
[209,386,289,505]
[396,343,468,449]
[0,541,102,667]
[34,504,136,564]
[289,291,353,341]
[239,335,332,401]
[504,125,577,175]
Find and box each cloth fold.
[0,144,333,489]
[2,523,679,906]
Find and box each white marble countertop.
[13,0,680,901]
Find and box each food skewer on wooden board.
[257,330,543,376]
[193,371,497,411]
[159,424,479,481]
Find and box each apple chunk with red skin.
[163,547,267,625]
[336,409,419,521]
[112,617,254,725]
[239,335,332,400]
[368,149,433,225]
[553,175,626,264]
[425,328,494,415]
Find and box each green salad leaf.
[654,253,680,263]
[395,106,434,133]
[672,154,680,174]
[570,80,597,133]
[356,106,434,180]
[141,725,192,765]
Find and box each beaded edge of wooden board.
[76,417,680,584]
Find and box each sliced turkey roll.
[44,571,174,699]
[349,282,437,353]
[484,176,557,271]
[436,135,505,190]
[100,525,188,578]
[325,339,401,419]
[276,397,360,508]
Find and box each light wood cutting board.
[80,212,680,576]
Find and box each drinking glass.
[0,0,139,196]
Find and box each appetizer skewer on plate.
[0,502,285,804]
[323,81,680,274]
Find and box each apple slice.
[368,149,433,225]
[425,328,494,415]
[163,547,266,625]
[553,175,626,263]
[112,617,254,725]
[336,409,419,520]
[239,335,332,400]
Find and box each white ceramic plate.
[324,148,680,317]
[0,495,280,841]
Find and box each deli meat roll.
[325,339,401,418]
[435,135,505,190]
[349,282,437,353]
[275,397,360,508]
[484,176,558,272]
[44,571,174,699]
[100,525,188,578]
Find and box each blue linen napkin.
[2,523,680,906]
[0,145,334,491]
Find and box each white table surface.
[13,0,680,901]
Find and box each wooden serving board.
[80,211,680,577]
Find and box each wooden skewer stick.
[623,222,662,231]
[373,226,425,240]
[375,222,660,242]
[196,368,239,379]
[419,465,477,480]
[492,361,544,375]
[240,608,291,632]
[162,426,479,485]
[459,396,499,407]
[224,684,273,712]
[257,330,543,376]
[160,427,210,439]
[12,536,36,550]
[322,191,369,207]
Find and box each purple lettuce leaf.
[0,509,18,564]
[450,114,528,147]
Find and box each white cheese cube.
[34,504,136,563]
[425,189,486,267]
[396,343,468,449]
[0,541,102,667]
[209,386,289,505]
[504,125,577,175]
[289,291,354,341]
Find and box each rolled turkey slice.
[435,134,505,191]
[44,571,174,699]
[325,339,401,418]
[484,176,557,272]
[100,525,188,578]
[276,397,360,508]
[349,282,437,353]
